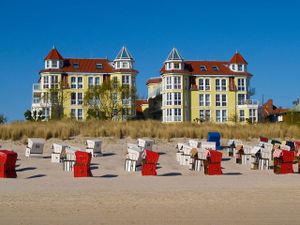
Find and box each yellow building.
[157,48,258,123]
[31,46,137,120]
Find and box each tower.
[229,51,248,72]
[164,48,184,71]
[113,46,134,69]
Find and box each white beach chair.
[86,139,102,157]
[176,143,185,162]
[179,144,193,166]
[200,141,216,150]
[62,146,77,172]
[188,139,201,148]
[259,143,273,170]
[25,138,45,157]
[125,145,144,172]
[51,143,67,163]
[137,138,154,150]
[241,145,253,165]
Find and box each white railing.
[240,99,259,105]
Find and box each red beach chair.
[74,151,93,177]
[204,150,222,175]
[0,150,18,178]
[142,150,159,176]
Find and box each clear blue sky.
[0,0,299,121]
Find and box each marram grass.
[0,120,299,141]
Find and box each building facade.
[31,46,137,120]
[157,48,258,123]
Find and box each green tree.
[48,83,65,120]
[84,79,136,120]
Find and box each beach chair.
[85,139,102,157]
[273,150,294,174]
[137,138,154,151]
[0,150,18,178]
[176,143,185,162]
[207,132,221,150]
[241,145,253,166]
[125,144,144,172]
[51,143,67,163]
[250,146,261,170]
[74,151,93,177]
[188,139,201,148]
[227,139,242,157]
[259,143,273,170]
[180,144,193,166]
[203,150,222,175]
[63,147,77,172]
[25,138,45,157]
[142,150,159,176]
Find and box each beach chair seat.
[85,139,102,157]
[25,138,45,157]
[51,143,67,163]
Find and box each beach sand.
[1,137,300,225]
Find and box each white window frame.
[174,92,181,105]
[166,93,172,105]
[122,75,130,85]
[173,76,181,89]
[239,110,245,122]
[238,78,246,91]
[77,77,83,89]
[238,94,246,105]
[249,109,257,123]
[71,77,77,89]
[43,76,49,89]
[166,77,172,89]
[200,109,210,121]
[221,79,227,91]
[216,110,227,123]
[88,77,94,88]
[71,93,76,105]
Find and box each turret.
[113,46,134,69]
[44,46,64,69]
[229,51,248,72]
[164,48,184,71]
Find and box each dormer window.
[122,62,129,68]
[212,66,219,71]
[174,63,180,69]
[232,64,236,70]
[238,64,243,71]
[96,63,103,69]
[73,63,79,69]
[52,60,58,68]
[200,65,207,71]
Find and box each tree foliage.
[0,114,7,124]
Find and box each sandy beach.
[1,137,300,225]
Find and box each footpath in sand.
[1,138,300,225]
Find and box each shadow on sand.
[222,158,231,161]
[26,174,46,179]
[159,172,182,177]
[102,153,116,157]
[16,167,37,172]
[223,172,242,175]
[93,174,118,178]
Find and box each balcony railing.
[238,99,259,106]
[32,97,41,104]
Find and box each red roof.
[147,77,162,85]
[230,52,248,65]
[44,48,64,60]
[136,99,148,113]
[41,58,114,73]
[263,99,288,117]
[160,61,251,76]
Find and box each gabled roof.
[263,99,288,117]
[160,61,252,76]
[230,51,248,65]
[115,46,134,60]
[166,48,183,61]
[44,47,64,60]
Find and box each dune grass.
[0,120,299,141]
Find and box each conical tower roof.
[230,51,248,65]
[166,48,183,61]
[44,46,64,60]
[115,46,134,60]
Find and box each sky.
[0,0,299,121]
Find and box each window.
[77,77,83,89]
[96,63,103,69]
[71,77,76,89]
[77,109,83,120]
[122,75,130,84]
[173,76,181,89]
[205,79,210,90]
[95,77,100,86]
[205,94,210,106]
[52,60,58,68]
[50,76,58,88]
[200,110,210,121]
[174,92,181,105]
[174,108,181,121]
[46,61,50,68]
[199,94,204,106]
[199,79,204,91]
[199,78,210,91]
[215,79,220,91]
[212,66,219,71]
[166,77,172,89]
[222,95,227,106]
[249,109,257,123]
[200,65,207,71]
[88,77,94,88]
[216,110,227,122]
[116,62,120,69]
[238,94,245,105]
[238,64,243,71]
[216,94,220,106]
[238,78,246,91]
[113,77,118,88]
[239,110,245,122]
[73,63,79,69]
[221,79,226,91]
[122,62,129,68]
[216,94,226,106]
[77,93,83,105]
[174,63,180,69]
[43,76,49,89]
[232,64,236,70]
[166,93,172,105]
[71,93,76,105]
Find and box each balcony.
[237,99,259,110]
[32,83,42,92]
[240,99,259,105]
